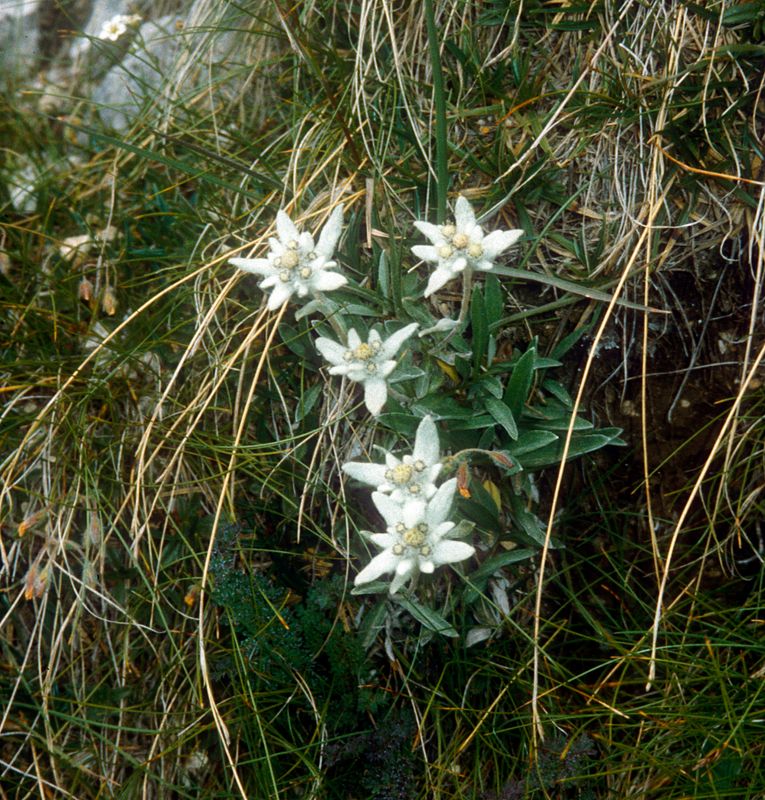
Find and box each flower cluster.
[315,324,418,416]
[411,196,523,297]
[229,196,522,416]
[344,416,474,593]
[228,195,523,594]
[343,414,442,502]
[357,480,474,594]
[230,206,346,310]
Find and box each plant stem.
[442,267,473,345]
[424,0,448,223]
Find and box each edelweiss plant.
[355,480,475,594]
[412,195,523,297]
[315,323,418,416]
[230,206,346,310]
[343,415,442,503]
[228,192,622,633]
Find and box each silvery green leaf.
[395,595,459,638]
[387,366,426,384]
[351,580,391,596]
[465,626,494,648]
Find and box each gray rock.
[89,14,183,130]
[3,0,255,131]
[0,1,41,78]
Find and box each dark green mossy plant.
[209,522,389,734]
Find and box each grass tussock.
[1,0,764,797]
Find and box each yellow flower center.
[438,244,454,259]
[402,524,428,548]
[299,266,312,279]
[353,343,375,360]
[452,232,469,249]
[441,224,456,237]
[281,250,300,269]
[468,243,483,258]
[389,464,413,485]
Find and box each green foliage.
[324,709,418,800]
[210,524,387,733]
[2,0,764,797]
[481,734,597,799]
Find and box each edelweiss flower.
[411,196,523,297]
[315,323,418,416]
[99,14,141,41]
[354,479,474,594]
[343,415,442,503]
[230,206,346,310]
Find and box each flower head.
[230,205,346,310]
[315,323,418,415]
[343,415,442,502]
[354,479,474,593]
[411,196,523,297]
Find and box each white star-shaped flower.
[230,205,347,310]
[99,14,141,41]
[315,323,418,416]
[354,479,475,594]
[342,415,442,503]
[411,196,523,297]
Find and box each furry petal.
[454,196,477,230]
[411,244,439,263]
[315,336,348,366]
[266,282,293,309]
[229,257,274,277]
[389,565,416,594]
[379,322,419,360]
[369,533,395,549]
[395,558,416,576]
[313,270,347,292]
[482,228,523,259]
[425,479,457,527]
[354,549,400,585]
[431,539,475,566]
[364,376,388,415]
[342,462,388,487]
[413,416,439,465]
[275,210,300,244]
[424,266,455,297]
[413,220,445,243]
[315,204,344,259]
[372,492,406,527]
